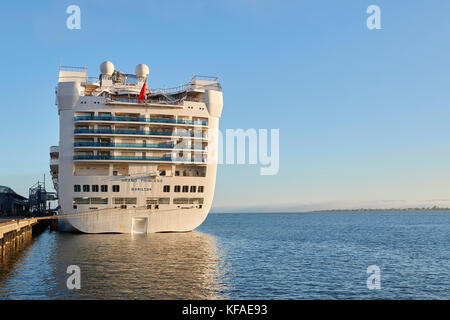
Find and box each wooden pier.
[0,218,37,260]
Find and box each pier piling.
[0,218,37,262]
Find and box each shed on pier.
[0,186,28,217]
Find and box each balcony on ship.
[73,141,207,151]
[73,127,208,139]
[73,146,207,163]
[50,146,59,169]
[73,114,208,127]
[73,154,207,163]
[49,145,59,192]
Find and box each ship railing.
[105,76,218,95]
[121,74,138,85]
[58,75,99,85]
[149,83,191,95]
[75,142,174,148]
[99,76,220,102]
[74,129,208,138]
[59,65,87,72]
[190,75,219,82]
[74,116,207,126]
[74,142,206,150]
[147,82,220,95]
[50,146,59,153]
[73,155,207,162]
[147,117,207,125]
[83,77,100,83]
[149,79,220,94]
[105,95,185,105]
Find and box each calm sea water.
[0,211,449,299]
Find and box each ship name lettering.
[120,178,162,183]
[131,187,152,191]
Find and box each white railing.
[60,65,87,72]
[50,146,59,153]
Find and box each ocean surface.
[0,211,449,299]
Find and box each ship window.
[174,185,181,192]
[125,198,137,205]
[163,185,170,192]
[101,185,108,192]
[190,186,196,193]
[73,198,90,205]
[113,198,124,204]
[173,198,189,204]
[158,198,170,204]
[74,185,81,192]
[92,185,99,192]
[112,185,120,192]
[189,198,204,204]
[83,185,90,192]
[113,197,134,204]
[182,185,189,192]
[90,197,108,204]
[198,186,204,193]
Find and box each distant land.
[211,201,450,214]
[211,207,450,214]
[310,206,450,213]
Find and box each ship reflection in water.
[0,230,229,299]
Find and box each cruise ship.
[49,61,223,233]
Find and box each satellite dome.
[100,61,114,75]
[135,64,149,78]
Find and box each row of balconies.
[73,154,207,163]
[74,141,207,151]
[74,115,208,126]
[74,128,208,138]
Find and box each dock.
[0,218,37,259]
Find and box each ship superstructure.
[50,61,223,233]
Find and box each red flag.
[138,79,147,103]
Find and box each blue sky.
[1,0,450,211]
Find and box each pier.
[0,218,37,260]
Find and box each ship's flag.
[138,78,147,103]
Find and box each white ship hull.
[58,206,211,234]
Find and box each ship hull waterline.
[58,205,211,234]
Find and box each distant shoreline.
[211,207,450,214]
[310,207,450,213]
